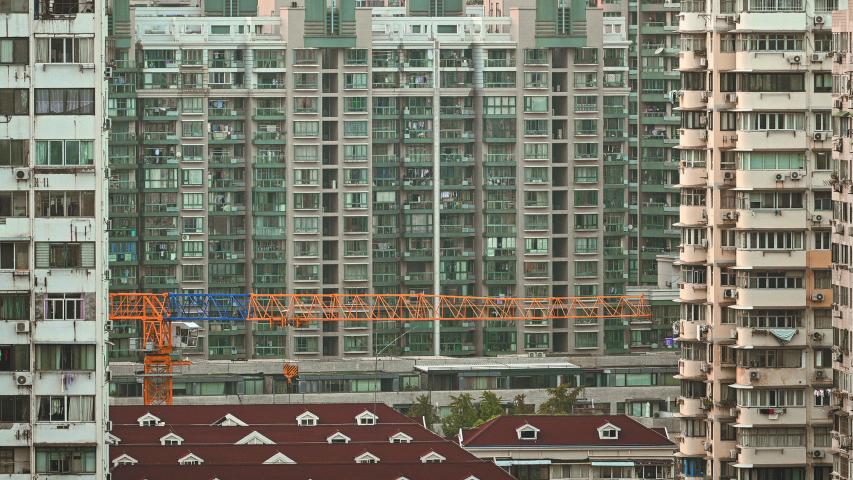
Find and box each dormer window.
[356,410,379,426]
[112,454,138,467]
[597,422,621,440]
[515,423,540,441]
[389,432,413,444]
[159,433,184,446]
[212,413,248,427]
[327,432,351,444]
[106,433,121,445]
[355,452,380,464]
[420,451,446,464]
[264,452,296,464]
[137,413,163,427]
[297,411,319,427]
[178,453,204,465]
[235,430,275,445]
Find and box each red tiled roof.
[110,403,513,480]
[462,414,675,448]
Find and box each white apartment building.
[677,0,840,479]
[0,0,109,476]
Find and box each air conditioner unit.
[812,53,826,63]
[725,93,738,103]
[15,373,32,386]
[15,322,29,333]
[786,54,802,64]
[812,450,824,458]
[816,370,826,380]
[723,171,735,180]
[813,331,824,341]
[775,173,785,181]
[814,15,825,25]
[790,171,802,180]
[182,234,191,241]
[814,132,825,141]
[723,289,738,299]
[14,168,28,180]
[812,214,823,222]
[749,371,760,381]
[813,293,825,302]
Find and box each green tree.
[441,393,478,437]
[538,384,584,415]
[407,394,439,429]
[476,391,504,425]
[510,393,534,415]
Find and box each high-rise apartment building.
[677,1,837,479]
[105,0,680,361]
[0,0,110,476]
[832,7,853,480]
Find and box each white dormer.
[464,477,480,480]
[354,452,380,464]
[327,432,352,444]
[106,433,121,445]
[137,413,164,427]
[178,453,204,465]
[235,430,275,445]
[516,423,540,441]
[112,454,138,467]
[297,411,319,427]
[355,410,379,426]
[420,451,446,464]
[263,452,296,464]
[212,413,248,427]
[159,433,184,446]
[389,432,413,444]
[597,422,621,440]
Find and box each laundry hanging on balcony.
[768,328,797,344]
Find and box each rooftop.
[110,403,513,480]
[462,414,676,449]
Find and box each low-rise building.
[109,402,513,479]
[463,414,675,480]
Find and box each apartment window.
[739,112,803,131]
[35,140,94,166]
[575,214,598,230]
[738,428,805,447]
[35,344,96,370]
[814,231,830,250]
[0,295,29,321]
[736,309,803,328]
[738,73,804,92]
[35,37,94,63]
[738,191,803,209]
[737,348,803,368]
[738,33,803,51]
[814,73,831,93]
[737,270,803,289]
[35,191,95,217]
[0,191,26,217]
[293,193,320,210]
[45,294,83,320]
[34,89,95,115]
[483,96,516,115]
[0,89,27,116]
[294,145,319,163]
[0,242,27,270]
[344,121,368,138]
[344,49,367,65]
[813,191,831,210]
[181,169,204,186]
[294,336,319,353]
[0,140,26,166]
[294,217,320,234]
[814,348,832,368]
[344,144,367,162]
[183,264,203,282]
[737,231,803,250]
[182,241,204,258]
[0,0,28,12]
[344,73,368,89]
[815,150,831,170]
[0,396,29,422]
[574,190,598,207]
[738,151,805,170]
[0,38,27,64]
[344,192,368,209]
[34,242,95,268]
[35,448,96,474]
[573,72,597,88]
[523,96,548,113]
[182,193,203,210]
[37,396,95,422]
[344,97,367,113]
[575,332,598,349]
[293,121,319,137]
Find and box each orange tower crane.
[108,293,652,405]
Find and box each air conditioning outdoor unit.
[15,373,32,386]
[15,322,29,333]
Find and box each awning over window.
[591,461,635,467]
[495,460,552,467]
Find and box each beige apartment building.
[677,0,839,479]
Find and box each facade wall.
[0,0,109,477]
[678,1,839,479]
